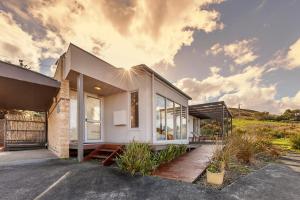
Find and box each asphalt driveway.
[0,159,220,200]
[0,158,299,200]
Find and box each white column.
[77,73,85,162]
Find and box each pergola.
[188,101,233,136]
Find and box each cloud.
[286,38,300,69]
[175,65,299,114]
[0,0,221,72]
[280,91,300,111]
[0,11,42,71]
[207,38,258,65]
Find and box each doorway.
[85,94,102,143]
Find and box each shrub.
[226,131,255,164]
[271,131,285,139]
[207,160,222,173]
[152,144,187,166]
[116,141,155,175]
[291,134,300,150]
[116,142,187,175]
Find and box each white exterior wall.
[103,72,152,143]
[61,43,190,145]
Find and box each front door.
[85,94,102,143]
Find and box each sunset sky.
[0,0,299,114]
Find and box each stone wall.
[47,80,70,158]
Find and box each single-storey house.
[0,43,232,161]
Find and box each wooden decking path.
[153,144,216,183]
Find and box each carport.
[0,60,60,150]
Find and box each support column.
[77,73,85,162]
[221,105,224,137]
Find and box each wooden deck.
[153,144,216,183]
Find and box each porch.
[65,69,127,161]
[188,101,233,143]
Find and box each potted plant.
[206,160,225,185]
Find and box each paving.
[0,149,57,166]
[153,144,216,182]
[0,159,220,200]
[221,163,300,200]
[0,152,299,200]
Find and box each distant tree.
[278,109,300,121]
[19,59,31,69]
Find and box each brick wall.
[47,80,70,158]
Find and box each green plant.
[152,144,187,166]
[271,131,285,139]
[207,160,222,173]
[116,141,155,175]
[291,134,300,149]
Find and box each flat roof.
[189,101,232,120]
[132,64,192,100]
[59,43,192,100]
[0,60,60,111]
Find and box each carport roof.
[0,60,60,111]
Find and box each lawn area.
[272,138,300,153]
[233,118,297,129]
[233,118,300,153]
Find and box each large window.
[156,95,166,140]
[166,99,174,140]
[155,94,188,141]
[174,103,181,139]
[181,106,187,139]
[130,91,139,128]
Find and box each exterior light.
[94,86,101,91]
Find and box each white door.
[85,94,102,143]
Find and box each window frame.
[155,93,188,142]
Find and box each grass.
[271,138,292,150]
[233,118,293,128]
[272,138,300,153]
[234,118,300,153]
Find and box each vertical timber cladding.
[4,112,46,150]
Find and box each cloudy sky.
[0,0,299,114]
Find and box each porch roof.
[188,101,232,121]
[66,70,126,96]
[0,60,60,112]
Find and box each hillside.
[229,108,262,120]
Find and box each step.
[98,148,115,152]
[91,155,108,159]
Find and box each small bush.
[117,142,187,175]
[207,160,222,173]
[116,141,155,175]
[271,131,285,139]
[153,144,187,166]
[291,134,300,149]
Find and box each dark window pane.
[130,92,139,128]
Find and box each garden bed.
[196,156,274,189]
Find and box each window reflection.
[156,94,187,141]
